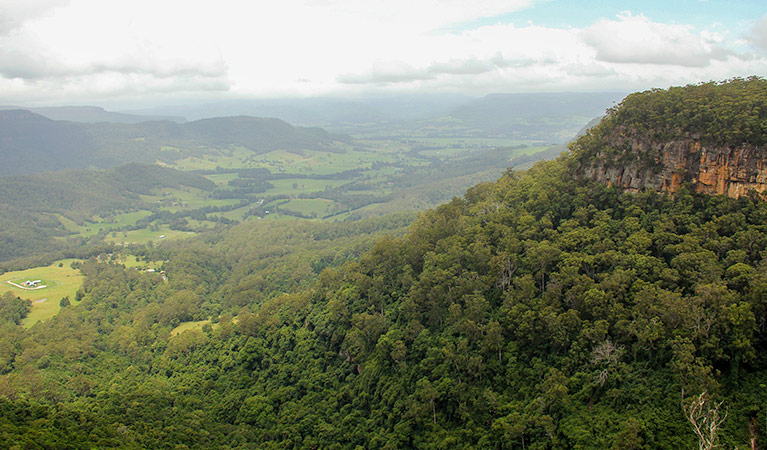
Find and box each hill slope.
[0,105,185,123]
[0,164,214,262]
[0,110,349,176]
[1,159,766,448]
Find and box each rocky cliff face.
[578,130,767,198]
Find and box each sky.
[0,0,765,107]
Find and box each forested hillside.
[1,80,766,449]
[2,151,766,448]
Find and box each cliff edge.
[571,77,767,198]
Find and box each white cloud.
[0,1,764,103]
[0,0,69,35]
[745,15,767,53]
[0,0,230,101]
[580,12,736,67]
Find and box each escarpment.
[578,130,767,198]
[572,77,767,198]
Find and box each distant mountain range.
[121,92,628,141]
[0,110,349,176]
[3,92,628,144]
[0,105,185,124]
[121,94,474,124]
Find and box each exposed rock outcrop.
[579,129,767,198]
[571,77,767,199]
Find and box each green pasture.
[204,173,240,185]
[58,211,153,237]
[278,199,337,218]
[170,317,239,336]
[325,202,386,221]
[170,319,213,336]
[298,150,404,175]
[185,219,220,229]
[252,149,307,166]
[103,226,195,245]
[170,147,256,171]
[171,156,222,171]
[253,147,408,176]
[214,205,253,221]
[0,259,84,328]
[263,178,348,195]
[142,187,239,211]
[110,254,164,271]
[417,148,466,157]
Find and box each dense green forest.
[2,151,767,448]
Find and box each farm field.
[213,205,253,221]
[107,254,165,271]
[102,226,195,245]
[141,187,240,211]
[0,259,84,327]
[278,199,337,218]
[262,179,348,195]
[58,211,154,237]
[28,137,559,252]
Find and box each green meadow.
[278,199,337,218]
[0,259,84,328]
[263,179,348,195]
[102,226,195,245]
[170,319,213,336]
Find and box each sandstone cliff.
[571,78,767,199]
[579,130,767,198]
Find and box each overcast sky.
[1,0,766,106]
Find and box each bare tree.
[591,339,623,386]
[682,391,728,450]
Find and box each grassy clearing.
[142,187,239,211]
[263,179,347,196]
[169,148,254,171]
[170,319,213,336]
[58,211,153,237]
[103,226,195,245]
[287,151,400,176]
[0,259,84,328]
[186,219,220,229]
[279,199,337,218]
[110,255,164,271]
[205,173,240,185]
[214,205,253,221]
